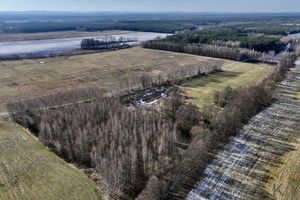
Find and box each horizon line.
[1,10,300,14]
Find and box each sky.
[0,0,299,13]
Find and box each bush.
[213,86,233,107]
[136,176,167,200]
[163,93,182,121]
[175,104,202,134]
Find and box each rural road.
[0,98,94,118]
[187,63,300,199]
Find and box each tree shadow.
[182,71,241,88]
[187,97,300,200]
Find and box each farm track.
[0,98,95,118]
[186,64,300,200]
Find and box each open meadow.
[0,117,102,200]
[181,62,273,108]
[0,47,232,112]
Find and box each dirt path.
[1,98,94,118]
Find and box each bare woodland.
[111,60,224,94]
[8,88,177,197]
[142,41,274,61]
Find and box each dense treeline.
[235,24,300,36]
[157,26,287,52]
[77,20,193,33]
[80,36,137,50]
[111,60,224,94]
[1,20,194,34]
[143,24,300,52]
[2,22,78,34]
[2,14,300,34]
[142,41,270,61]
[141,24,299,61]
[8,88,177,198]
[239,37,281,52]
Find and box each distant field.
[0,47,231,112]
[0,117,102,200]
[181,62,273,108]
[0,30,134,42]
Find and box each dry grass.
[0,30,134,42]
[0,47,230,112]
[181,62,273,108]
[264,67,300,200]
[0,117,102,200]
[264,135,300,200]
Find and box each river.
[186,62,300,199]
[0,32,170,57]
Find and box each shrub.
[175,104,202,134]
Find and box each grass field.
[0,47,231,112]
[264,67,300,200]
[265,134,300,200]
[181,62,273,108]
[0,30,134,42]
[0,117,102,200]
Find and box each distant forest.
[141,23,300,61]
[163,25,300,51]
[143,24,300,51]
[1,13,300,34]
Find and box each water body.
[186,63,300,199]
[121,86,170,108]
[0,32,170,57]
[260,32,300,63]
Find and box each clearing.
[181,62,273,108]
[0,47,231,112]
[0,117,102,200]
